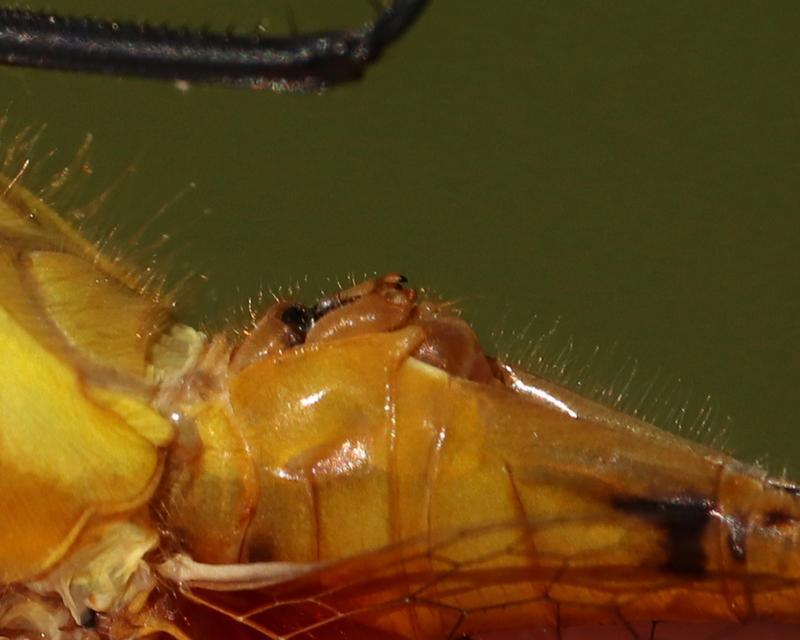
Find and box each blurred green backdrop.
[0,2,797,472]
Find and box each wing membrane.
[146,519,800,640]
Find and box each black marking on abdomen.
[613,494,714,577]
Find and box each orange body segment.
[1,178,800,640]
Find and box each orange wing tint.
[144,520,800,640]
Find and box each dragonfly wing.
[143,516,800,640]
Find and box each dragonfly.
[0,3,798,639]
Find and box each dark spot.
[767,479,800,496]
[764,510,794,528]
[613,494,713,577]
[79,608,98,628]
[280,304,314,336]
[726,515,747,562]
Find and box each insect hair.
[0,123,738,470]
[491,311,731,453]
[0,121,215,313]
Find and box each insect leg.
[0,0,430,90]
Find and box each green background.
[1,2,798,473]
